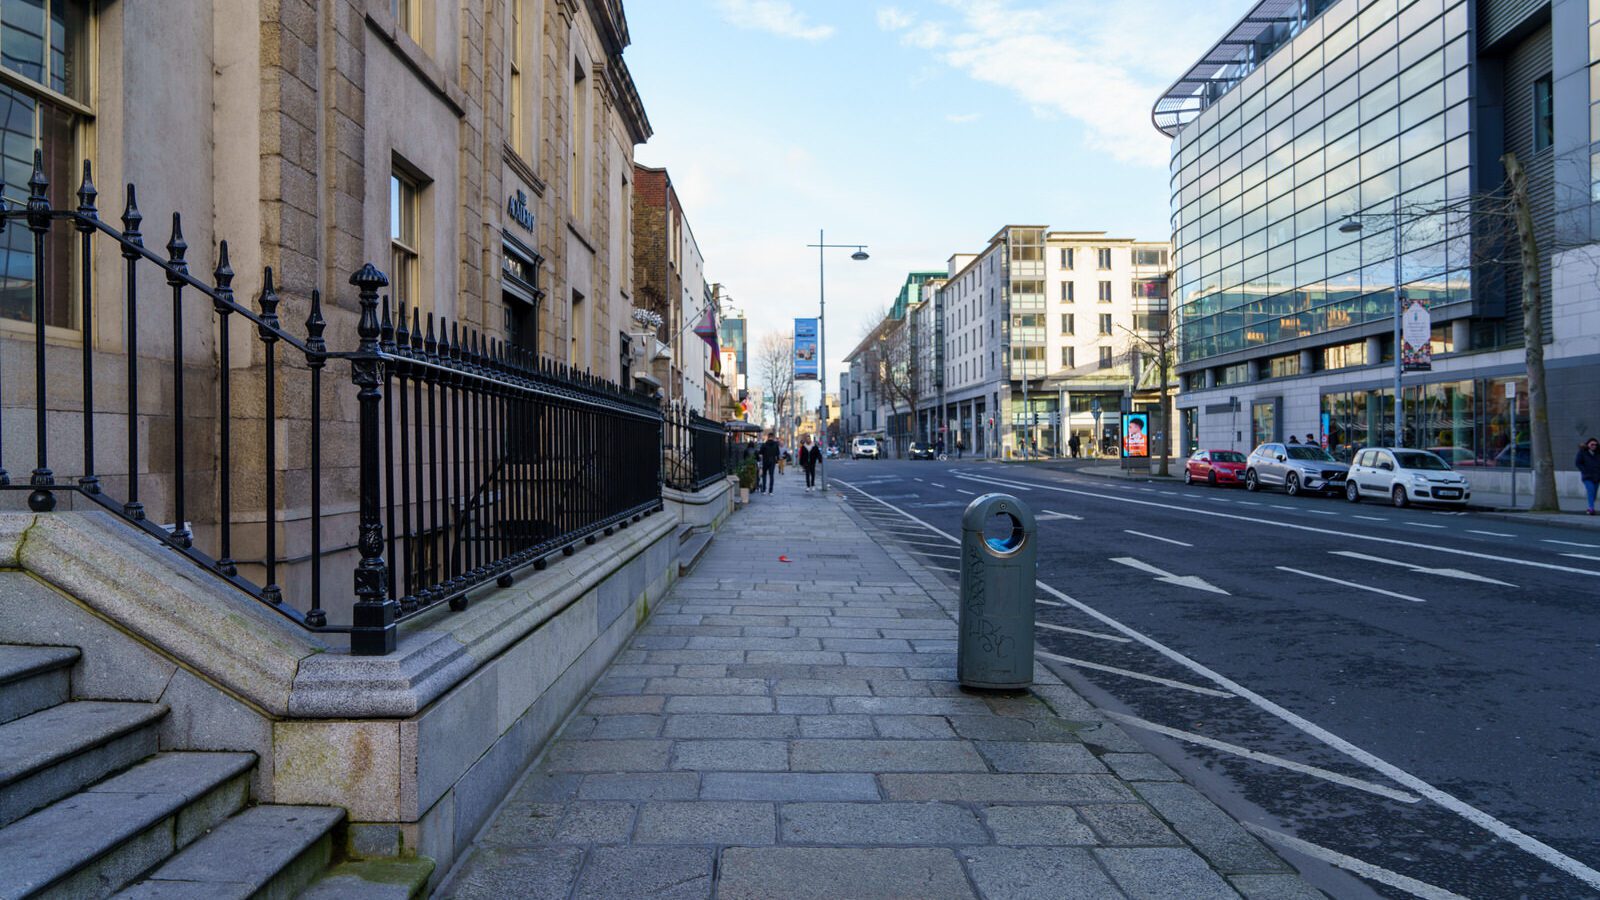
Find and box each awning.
[724,420,763,433]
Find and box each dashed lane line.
[1468,530,1515,537]
[1276,567,1426,603]
[1123,529,1193,548]
[1354,515,1388,521]
[1246,824,1471,900]
[1036,651,1235,698]
[1106,711,1421,804]
[1544,539,1600,549]
[957,489,975,495]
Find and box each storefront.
[1321,375,1528,464]
[501,230,543,355]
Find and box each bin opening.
[983,510,1027,555]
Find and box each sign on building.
[794,318,819,380]
[1400,294,1432,372]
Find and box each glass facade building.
[1165,0,1472,368]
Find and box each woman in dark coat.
[1577,437,1600,515]
[800,437,822,492]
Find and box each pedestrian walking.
[801,437,822,492]
[956,437,965,459]
[1069,433,1080,458]
[1306,434,1318,447]
[1577,437,1600,515]
[759,432,780,495]
[1287,435,1299,445]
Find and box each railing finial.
[25,148,50,233]
[75,160,97,223]
[166,212,188,274]
[305,289,327,355]
[121,185,143,247]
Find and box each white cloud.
[877,0,1213,168]
[715,0,835,41]
[945,112,981,124]
[876,7,915,30]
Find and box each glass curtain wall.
[1321,375,1526,463]
[1170,0,1472,366]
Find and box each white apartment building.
[931,227,1170,458]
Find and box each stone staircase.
[0,643,431,899]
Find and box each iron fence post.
[350,263,396,655]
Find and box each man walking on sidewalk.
[800,435,821,492]
[759,431,780,494]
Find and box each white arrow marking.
[1331,550,1517,587]
[1037,510,1083,522]
[1110,557,1229,594]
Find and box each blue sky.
[625,0,1244,399]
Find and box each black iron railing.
[662,403,727,492]
[0,154,664,654]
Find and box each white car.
[850,437,879,459]
[1345,448,1471,507]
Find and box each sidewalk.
[435,474,1322,899]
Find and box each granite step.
[678,530,714,576]
[112,804,346,900]
[299,858,437,900]
[0,751,255,899]
[0,700,167,828]
[0,645,78,725]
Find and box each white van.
[850,437,879,459]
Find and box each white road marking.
[1408,522,1447,529]
[1353,515,1388,521]
[1106,712,1421,803]
[1277,567,1427,603]
[1237,500,1263,506]
[931,482,946,488]
[1246,824,1472,900]
[1036,510,1084,522]
[1272,504,1294,510]
[842,474,1600,887]
[1545,539,1600,549]
[1035,621,1132,643]
[951,470,1600,579]
[1305,509,1338,516]
[1564,553,1600,562]
[1111,557,1228,594]
[1468,530,1515,537]
[1036,651,1234,698]
[1123,529,1193,548]
[1329,551,1516,587]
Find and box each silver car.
[1345,447,1471,507]
[1244,443,1349,496]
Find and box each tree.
[1118,313,1178,477]
[1501,152,1557,510]
[859,310,922,454]
[754,332,794,437]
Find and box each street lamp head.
[851,248,869,261]
[1338,218,1364,233]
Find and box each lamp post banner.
[1400,295,1432,372]
[794,317,819,380]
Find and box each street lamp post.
[1339,193,1405,447]
[807,231,868,494]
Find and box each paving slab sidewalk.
[435,478,1325,899]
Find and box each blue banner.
[794,318,819,380]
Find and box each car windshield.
[1286,447,1334,461]
[1394,451,1451,471]
[1211,451,1245,463]
[910,442,929,450]
[858,439,876,446]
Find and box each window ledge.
[365,9,466,118]
[503,145,545,196]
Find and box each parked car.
[1244,443,1349,496]
[1345,447,1471,507]
[1184,449,1247,486]
[908,441,937,460]
[850,437,879,459]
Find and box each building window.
[1061,346,1075,368]
[1534,74,1553,152]
[1060,313,1074,335]
[1060,247,1074,269]
[1322,340,1368,370]
[569,289,586,365]
[1132,248,1168,267]
[1098,314,1113,335]
[390,170,423,316]
[1060,281,1073,302]
[508,0,526,156]
[1098,346,1114,369]
[393,0,422,41]
[1096,247,1112,269]
[0,0,89,330]
[1266,354,1301,378]
[1098,281,1112,302]
[570,58,589,221]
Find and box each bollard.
[957,493,1037,690]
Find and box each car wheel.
[1345,481,1360,503]
[1183,469,1193,485]
[1245,469,1259,491]
[1208,471,1218,486]
[1391,485,1409,508]
[1285,473,1301,497]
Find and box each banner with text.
[794,318,819,380]
[1400,294,1432,372]
[1121,412,1149,458]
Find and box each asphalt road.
[823,456,1600,900]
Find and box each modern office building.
[1157,0,1600,489]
